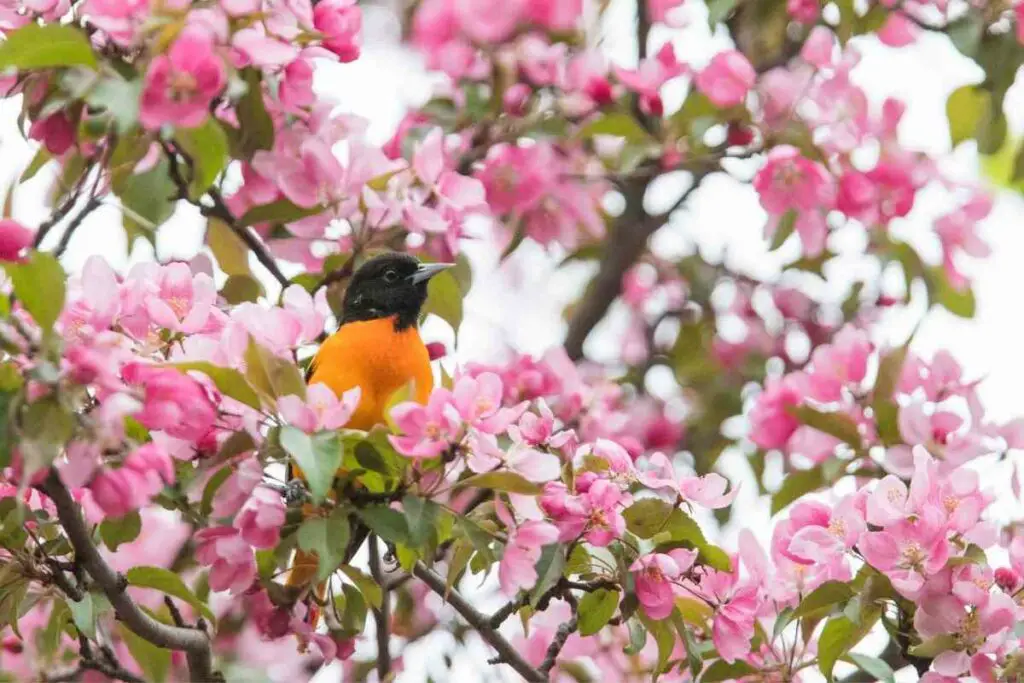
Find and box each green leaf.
[946,85,989,148]
[82,75,142,134]
[280,427,341,503]
[456,515,496,564]
[125,567,215,624]
[221,274,264,304]
[5,251,65,332]
[578,589,619,636]
[706,0,738,25]
[577,113,654,144]
[422,269,463,331]
[119,623,171,683]
[980,136,1024,192]
[176,119,229,198]
[530,543,566,607]
[340,565,382,609]
[68,593,99,640]
[38,599,69,662]
[403,495,440,550]
[99,511,142,552]
[623,619,646,655]
[168,362,262,410]
[623,498,674,539]
[700,660,757,682]
[793,581,854,619]
[458,471,541,495]
[234,68,274,157]
[768,210,797,251]
[200,466,234,517]
[789,405,863,450]
[872,344,909,406]
[659,509,731,572]
[817,616,856,681]
[20,147,52,183]
[20,396,75,473]
[845,654,895,683]
[357,505,410,545]
[908,633,957,658]
[207,217,251,276]
[446,539,474,591]
[340,582,368,634]
[923,266,976,318]
[297,511,350,581]
[238,199,322,228]
[353,441,388,474]
[0,24,97,70]
[116,157,177,244]
[771,467,825,515]
[245,338,306,402]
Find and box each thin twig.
[53,195,102,258]
[39,470,216,682]
[368,536,392,680]
[412,562,546,682]
[538,594,578,675]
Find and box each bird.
[284,252,453,621]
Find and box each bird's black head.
[340,253,453,330]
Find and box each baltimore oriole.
[285,252,452,620]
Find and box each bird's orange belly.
[307,317,434,430]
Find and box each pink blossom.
[28,111,75,156]
[234,487,286,549]
[696,50,755,108]
[313,0,361,62]
[142,262,217,334]
[877,12,918,47]
[278,384,361,433]
[140,27,227,130]
[211,457,264,518]
[804,326,872,402]
[753,146,835,255]
[194,526,257,594]
[647,0,685,25]
[81,0,148,45]
[0,220,34,262]
[748,374,804,449]
[787,0,819,23]
[498,520,559,594]
[389,388,462,458]
[451,372,527,434]
[859,516,950,597]
[631,549,696,619]
[524,0,581,31]
[579,480,626,546]
[89,468,143,518]
[951,564,994,607]
[456,0,521,42]
[699,569,759,663]
[466,431,561,483]
[785,496,865,564]
[122,363,218,443]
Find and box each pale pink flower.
[647,0,685,25]
[753,145,835,255]
[234,487,286,549]
[466,431,561,483]
[499,520,559,594]
[804,326,872,402]
[142,262,217,334]
[680,472,738,509]
[580,480,626,546]
[212,457,264,518]
[859,517,950,597]
[278,384,361,434]
[140,27,227,130]
[194,526,257,594]
[81,0,148,45]
[389,388,462,459]
[696,50,755,108]
[787,0,818,23]
[456,0,522,43]
[451,372,527,434]
[748,374,804,449]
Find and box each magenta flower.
[498,520,559,595]
[278,384,361,434]
[312,0,362,62]
[696,50,755,108]
[89,467,145,518]
[194,526,256,594]
[389,387,461,459]
[0,219,33,262]
[630,549,696,620]
[140,27,227,130]
[753,145,835,255]
[122,363,218,443]
[748,374,804,449]
[234,487,286,550]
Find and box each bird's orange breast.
[307,316,434,430]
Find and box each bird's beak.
[409,262,454,285]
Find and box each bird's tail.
[286,548,328,636]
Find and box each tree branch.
[53,195,102,259]
[563,172,708,360]
[160,141,290,289]
[539,593,578,676]
[412,562,546,682]
[39,470,217,682]
[368,536,392,681]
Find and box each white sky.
[1,2,1023,681]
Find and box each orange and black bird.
[285,252,452,609]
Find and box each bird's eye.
[383,269,399,283]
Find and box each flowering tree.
[0,0,1022,681]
